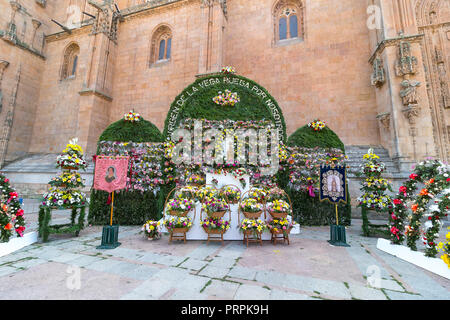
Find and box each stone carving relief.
[395,41,419,77]
[400,79,421,107]
[371,57,385,87]
[376,112,390,130]
[35,0,46,8]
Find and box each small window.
[61,43,80,80]
[274,1,304,45]
[289,15,298,38]
[279,17,287,40]
[158,39,166,60]
[71,55,78,76]
[150,25,173,66]
[166,38,171,59]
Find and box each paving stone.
[174,274,211,293]
[285,275,352,299]
[0,266,19,277]
[255,270,288,288]
[216,244,245,260]
[49,252,85,263]
[347,283,387,300]
[10,258,47,269]
[209,256,237,269]
[202,279,240,299]
[120,291,157,300]
[234,284,271,300]
[64,255,104,268]
[376,279,405,292]
[105,247,144,260]
[123,264,160,281]
[179,258,207,271]
[186,246,218,261]
[198,265,230,279]
[136,252,160,264]
[84,258,125,273]
[127,277,174,299]
[36,248,66,260]
[384,290,422,300]
[227,266,257,281]
[169,289,209,300]
[345,246,391,279]
[153,255,187,267]
[269,288,311,300]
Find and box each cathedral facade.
[0,0,449,169]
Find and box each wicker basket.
[62,166,78,171]
[242,210,263,219]
[202,226,226,235]
[268,210,288,219]
[169,210,190,217]
[269,226,293,236]
[170,227,189,234]
[206,210,227,219]
[163,186,196,221]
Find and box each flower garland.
[308,119,326,131]
[0,173,26,242]
[212,90,240,107]
[141,220,161,239]
[220,66,236,74]
[389,160,449,258]
[41,187,87,208]
[124,110,141,122]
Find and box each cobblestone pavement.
[0,202,449,300]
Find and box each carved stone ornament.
[35,0,46,7]
[395,41,418,77]
[376,112,390,130]
[402,105,420,125]
[400,79,421,107]
[371,58,385,87]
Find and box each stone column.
[0,60,10,113]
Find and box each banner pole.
[335,203,339,226]
[110,192,114,226]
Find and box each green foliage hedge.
[287,125,345,152]
[89,117,164,226]
[284,126,351,226]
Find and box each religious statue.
[400,80,421,107]
[395,41,418,77]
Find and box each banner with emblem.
[319,165,347,204]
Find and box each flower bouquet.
[266,199,291,219]
[187,174,205,186]
[212,90,240,107]
[141,220,161,240]
[266,187,287,202]
[221,185,241,204]
[201,217,230,235]
[124,109,141,122]
[56,138,87,171]
[49,171,84,189]
[239,198,264,219]
[239,218,267,237]
[165,197,195,217]
[164,216,193,234]
[308,119,326,131]
[247,187,267,203]
[267,218,295,237]
[41,187,87,209]
[220,66,236,74]
[196,186,220,202]
[202,196,229,219]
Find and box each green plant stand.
[97,225,121,249]
[328,224,350,247]
[38,205,86,242]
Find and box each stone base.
[328,225,350,247]
[97,225,121,249]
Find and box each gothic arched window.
[273,1,304,45]
[61,43,80,80]
[150,25,172,66]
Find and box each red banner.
[93,156,129,193]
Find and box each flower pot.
[169,210,189,217]
[189,183,203,187]
[202,226,226,235]
[170,227,189,234]
[147,237,154,241]
[268,210,288,219]
[242,210,262,219]
[207,210,227,219]
[62,166,78,171]
[270,226,292,236]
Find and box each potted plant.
[202,196,229,219]
[196,186,220,202]
[164,216,193,243]
[186,174,205,187]
[221,185,241,204]
[239,198,264,219]
[201,217,230,235]
[267,218,296,238]
[141,220,161,240]
[266,199,291,219]
[266,187,287,202]
[239,218,267,246]
[165,197,195,217]
[247,187,267,203]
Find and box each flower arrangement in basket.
[41,187,87,209]
[220,66,236,74]
[164,216,193,233]
[308,119,326,131]
[247,187,267,203]
[196,186,220,202]
[239,198,264,219]
[266,199,291,219]
[221,185,241,204]
[49,171,84,189]
[0,174,26,242]
[267,218,296,237]
[202,196,229,219]
[141,220,161,240]
[124,109,141,122]
[56,138,87,171]
[239,218,267,237]
[201,217,230,234]
[174,186,199,201]
[213,89,240,107]
[165,196,195,217]
[266,187,287,202]
[186,174,205,186]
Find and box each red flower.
[447,178,450,183]
[4,223,12,230]
[4,178,9,183]
[410,173,418,180]
[393,199,403,205]
[399,186,407,195]
[16,209,24,217]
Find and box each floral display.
[389,159,449,258]
[267,218,296,236]
[356,150,393,212]
[0,173,26,242]
[239,218,267,235]
[266,187,287,202]
[212,89,240,107]
[221,186,241,203]
[266,199,291,215]
[49,171,84,189]
[247,187,267,203]
[201,217,230,232]
[307,119,326,131]
[41,187,87,208]
[56,138,87,170]
[141,220,161,240]
[124,110,141,122]
[165,197,195,215]
[220,66,236,74]
[196,186,220,202]
[187,174,205,185]
[202,196,229,216]
[164,216,193,231]
[240,198,264,213]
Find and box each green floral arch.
[163,73,287,141]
